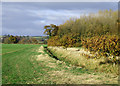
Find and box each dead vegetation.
[48,46,118,75]
[48,70,118,84]
[32,46,118,84]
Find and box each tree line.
[1,35,47,44]
[44,9,120,60]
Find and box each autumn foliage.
[47,33,82,48]
[81,35,120,57]
[45,10,119,61]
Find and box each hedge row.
[81,35,120,59]
[48,35,120,59]
[47,33,82,47]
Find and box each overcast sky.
[2,2,118,36]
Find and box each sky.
[2,2,118,36]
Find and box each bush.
[4,38,12,44]
[81,35,120,62]
[18,38,31,44]
[47,33,81,48]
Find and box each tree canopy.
[44,24,59,37]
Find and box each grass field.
[2,44,42,84]
[2,44,118,84]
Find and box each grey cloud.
[2,2,118,11]
[2,2,118,36]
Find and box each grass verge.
[47,46,118,75]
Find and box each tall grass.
[48,46,118,75]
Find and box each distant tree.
[27,35,29,37]
[9,35,17,43]
[18,38,26,44]
[30,38,38,44]
[7,34,10,37]
[4,38,11,44]
[44,24,59,37]
[15,36,21,43]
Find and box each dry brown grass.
[47,70,118,84]
[36,46,57,68]
[48,46,118,75]
[32,46,118,84]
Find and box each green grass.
[2,44,43,84]
[2,44,34,54]
[31,36,42,39]
[2,44,118,84]
[2,44,60,84]
[31,36,48,40]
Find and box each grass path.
[2,44,118,84]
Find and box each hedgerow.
[81,35,120,62]
[45,10,119,63]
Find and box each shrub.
[81,35,120,62]
[4,38,12,44]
